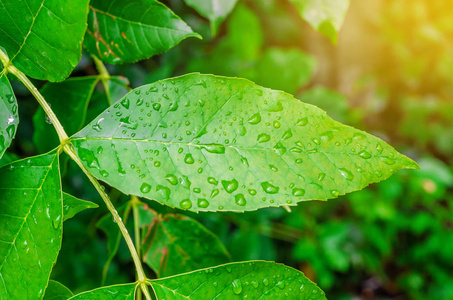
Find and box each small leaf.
[290,0,350,44]
[0,0,90,81]
[33,76,99,153]
[84,0,201,64]
[0,73,19,159]
[68,283,137,300]
[253,48,317,94]
[0,150,62,299]
[71,74,418,213]
[184,0,238,36]
[149,261,326,299]
[63,192,98,222]
[140,206,230,277]
[43,280,73,300]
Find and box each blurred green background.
[3,0,453,299]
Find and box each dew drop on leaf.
[140,183,151,193]
[221,179,239,194]
[179,199,192,209]
[261,182,279,194]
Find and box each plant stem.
[132,196,143,300]
[92,55,112,105]
[0,49,152,299]
[0,50,68,143]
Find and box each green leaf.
[63,192,98,222]
[84,0,201,64]
[70,73,418,212]
[43,280,73,300]
[0,151,19,168]
[0,0,90,81]
[68,283,136,300]
[183,0,238,36]
[139,206,230,277]
[0,150,62,299]
[33,76,99,153]
[0,72,18,159]
[253,48,317,94]
[149,261,326,299]
[290,0,350,44]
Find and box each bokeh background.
[2,0,453,299]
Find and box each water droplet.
[221,179,238,193]
[100,170,109,177]
[268,101,283,112]
[165,174,178,185]
[252,281,259,288]
[120,98,130,109]
[154,161,161,167]
[269,165,278,172]
[261,182,279,194]
[226,266,232,273]
[197,199,210,208]
[331,190,339,197]
[297,117,308,126]
[248,113,261,124]
[184,153,195,164]
[211,189,219,198]
[339,168,354,181]
[359,150,372,159]
[235,194,247,206]
[276,281,285,289]
[149,86,158,93]
[232,279,243,295]
[381,156,396,165]
[273,120,281,128]
[292,188,305,197]
[295,158,303,164]
[257,133,271,143]
[140,183,151,193]
[318,173,326,181]
[248,189,257,196]
[207,177,218,185]
[263,278,269,286]
[180,199,192,210]
[320,131,333,141]
[202,144,225,154]
[282,129,292,140]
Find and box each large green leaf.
[139,206,230,277]
[43,280,73,300]
[183,0,238,36]
[84,0,200,64]
[33,76,99,153]
[68,283,136,300]
[149,261,326,299]
[290,0,350,44]
[0,72,18,159]
[0,0,90,81]
[70,74,418,212]
[62,192,98,222]
[0,150,62,299]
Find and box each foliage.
[1,0,443,299]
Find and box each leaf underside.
[0,73,18,159]
[68,283,136,300]
[140,207,230,277]
[149,261,326,299]
[43,280,73,300]
[71,73,418,212]
[0,150,62,299]
[183,0,238,36]
[0,0,90,81]
[290,0,350,43]
[84,0,200,64]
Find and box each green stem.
[64,145,152,300]
[132,196,143,300]
[0,49,152,299]
[92,55,112,105]
[0,50,68,143]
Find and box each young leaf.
[84,0,201,64]
[43,280,73,300]
[139,206,230,277]
[0,0,90,81]
[63,192,98,222]
[149,261,326,299]
[33,76,99,153]
[70,74,418,212]
[290,0,350,44]
[0,150,62,299]
[68,283,137,300]
[183,0,238,36]
[0,73,18,159]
